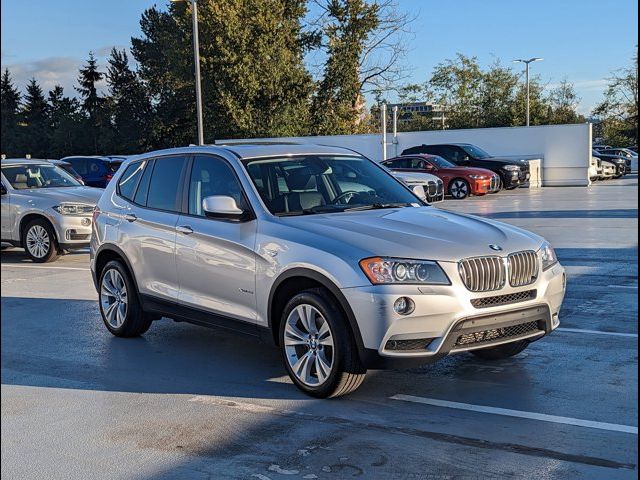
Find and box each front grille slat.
[458,255,505,292]
[508,250,538,287]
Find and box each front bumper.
[51,213,93,248]
[501,169,530,188]
[343,261,566,369]
[472,176,501,195]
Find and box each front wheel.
[99,260,152,337]
[470,340,529,360]
[449,179,470,199]
[22,218,59,263]
[280,289,366,398]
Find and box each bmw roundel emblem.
[489,244,503,251]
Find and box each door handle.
[124,213,137,222]
[176,225,194,235]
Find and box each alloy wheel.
[284,304,335,387]
[25,225,50,259]
[100,269,128,329]
[450,180,469,199]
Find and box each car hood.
[282,207,544,262]
[15,186,103,205]
[393,171,441,183]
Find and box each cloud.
[1,46,128,97]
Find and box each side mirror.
[412,185,427,201]
[202,195,248,220]
[1,184,6,195]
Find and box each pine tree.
[105,48,151,153]
[22,78,50,157]
[1,69,22,156]
[48,85,83,157]
[76,52,109,153]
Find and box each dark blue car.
[61,156,124,188]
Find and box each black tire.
[99,260,152,337]
[470,340,529,360]
[448,178,470,199]
[21,218,59,263]
[279,288,366,398]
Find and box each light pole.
[514,57,543,126]
[172,0,204,145]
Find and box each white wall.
[223,123,592,187]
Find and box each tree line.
[0,0,637,159]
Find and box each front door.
[175,155,258,323]
[1,180,13,240]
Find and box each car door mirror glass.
[202,195,245,219]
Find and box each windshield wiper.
[343,202,413,212]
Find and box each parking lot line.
[556,327,638,338]
[0,264,89,271]
[390,394,638,435]
[607,285,638,290]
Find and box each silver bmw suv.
[90,144,566,398]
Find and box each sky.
[1,0,638,114]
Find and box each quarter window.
[146,156,188,212]
[117,162,145,201]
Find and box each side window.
[88,159,103,175]
[436,146,457,161]
[69,158,87,175]
[408,158,426,169]
[134,159,154,206]
[188,156,247,216]
[146,156,188,212]
[385,159,407,169]
[117,161,145,201]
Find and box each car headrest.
[287,168,317,191]
[14,174,28,183]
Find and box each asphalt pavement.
[1,176,638,479]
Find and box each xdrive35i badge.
[489,244,503,251]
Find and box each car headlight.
[502,165,520,171]
[468,174,488,179]
[53,203,94,215]
[539,242,558,271]
[359,257,450,285]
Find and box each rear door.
[116,155,188,302]
[175,154,258,323]
[1,177,13,240]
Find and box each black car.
[61,156,124,188]
[591,150,630,177]
[401,143,530,190]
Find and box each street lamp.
[514,57,543,126]
[172,0,204,145]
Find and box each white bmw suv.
[91,144,566,398]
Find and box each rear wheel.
[280,289,366,398]
[470,340,529,360]
[99,260,152,337]
[449,179,470,199]
[22,218,59,263]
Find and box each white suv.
[91,144,566,398]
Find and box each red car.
[383,154,500,199]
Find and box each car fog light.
[81,218,91,226]
[393,297,415,315]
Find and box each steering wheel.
[332,190,360,205]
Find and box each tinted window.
[146,156,187,212]
[384,159,409,168]
[87,159,105,175]
[188,156,247,216]
[117,161,145,201]
[68,158,88,175]
[134,159,154,206]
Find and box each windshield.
[461,145,492,159]
[243,155,424,216]
[428,155,456,168]
[1,164,82,189]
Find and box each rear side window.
[117,162,145,201]
[146,156,188,212]
[68,158,88,175]
[133,160,154,205]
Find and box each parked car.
[61,156,124,188]
[401,143,530,190]
[91,144,566,398]
[391,170,445,203]
[591,150,629,177]
[599,159,618,180]
[596,148,637,172]
[383,154,500,199]
[48,159,84,184]
[589,156,600,182]
[1,158,102,262]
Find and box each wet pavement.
[1,175,637,479]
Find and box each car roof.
[61,155,115,161]
[128,143,363,161]
[48,159,71,166]
[1,158,59,166]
